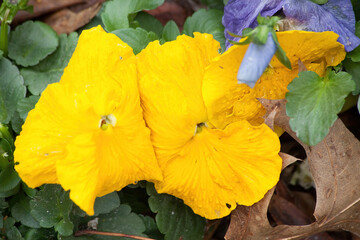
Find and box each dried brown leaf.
[269,194,311,225]
[225,99,360,240]
[146,2,191,29]
[298,59,307,73]
[43,1,102,34]
[13,0,87,25]
[264,103,278,131]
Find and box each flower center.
[195,122,206,135]
[99,114,116,130]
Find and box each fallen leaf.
[264,103,278,131]
[271,180,316,223]
[269,194,312,225]
[298,59,307,73]
[146,2,191,30]
[225,100,360,239]
[13,0,87,25]
[43,0,103,34]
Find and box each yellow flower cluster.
[14,26,345,219]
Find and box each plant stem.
[0,8,10,56]
[0,155,9,169]
[0,123,14,149]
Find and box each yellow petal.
[14,82,72,187]
[203,31,346,129]
[57,122,162,215]
[60,25,134,88]
[137,33,281,219]
[137,33,220,151]
[273,31,345,68]
[14,26,162,215]
[155,121,282,219]
[253,31,346,99]
[203,46,265,129]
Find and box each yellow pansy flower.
[204,30,345,129]
[137,33,282,219]
[14,26,163,215]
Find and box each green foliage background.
[0,0,359,239]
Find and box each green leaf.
[227,30,243,38]
[112,28,158,54]
[200,0,224,9]
[134,12,163,37]
[147,183,206,240]
[227,37,252,46]
[96,204,146,240]
[183,9,225,48]
[348,47,360,62]
[30,184,74,236]
[354,20,359,37]
[93,192,120,216]
[17,225,30,237]
[54,218,74,237]
[24,228,57,240]
[10,112,24,134]
[272,31,292,69]
[242,27,254,36]
[17,95,40,121]
[0,139,12,169]
[0,197,9,210]
[310,0,328,4]
[101,0,164,32]
[347,21,360,62]
[0,123,14,149]
[253,25,269,45]
[0,183,20,197]
[139,215,164,240]
[6,227,23,240]
[11,195,41,228]
[275,46,292,69]
[0,58,26,124]
[8,21,59,67]
[21,32,78,95]
[162,20,180,42]
[4,217,23,240]
[0,164,21,193]
[0,212,3,228]
[343,58,360,95]
[22,182,37,197]
[118,186,151,214]
[352,0,360,21]
[286,71,355,146]
[183,9,225,51]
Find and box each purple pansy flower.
[223,0,360,52]
[223,0,283,49]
